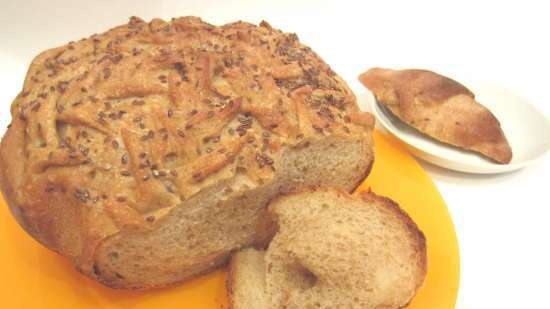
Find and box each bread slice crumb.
[228,187,427,309]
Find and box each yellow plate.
[0,131,459,308]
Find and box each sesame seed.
[141,130,154,141]
[255,153,274,168]
[79,145,89,156]
[74,188,90,203]
[166,185,176,193]
[103,68,111,79]
[312,124,323,133]
[31,102,41,112]
[57,81,69,93]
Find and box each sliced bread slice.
[228,187,427,309]
[227,248,268,309]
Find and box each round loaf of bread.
[0,16,374,289]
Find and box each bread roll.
[360,68,512,163]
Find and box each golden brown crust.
[350,156,375,192]
[358,189,428,289]
[0,118,42,242]
[0,16,373,286]
[360,68,512,163]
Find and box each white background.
[1,1,549,308]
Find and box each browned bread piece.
[359,68,512,163]
[0,17,375,289]
[227,188,427,309]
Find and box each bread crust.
[359,68,512,163]
[0,17,374,288]
[226,255,238,309]
[358,188,428,293]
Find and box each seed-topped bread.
[0,17,374,289]
[228,188,427,309]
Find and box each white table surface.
[1,1,549,308]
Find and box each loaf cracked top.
[1,17,373,235]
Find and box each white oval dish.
[361,81,550,174]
